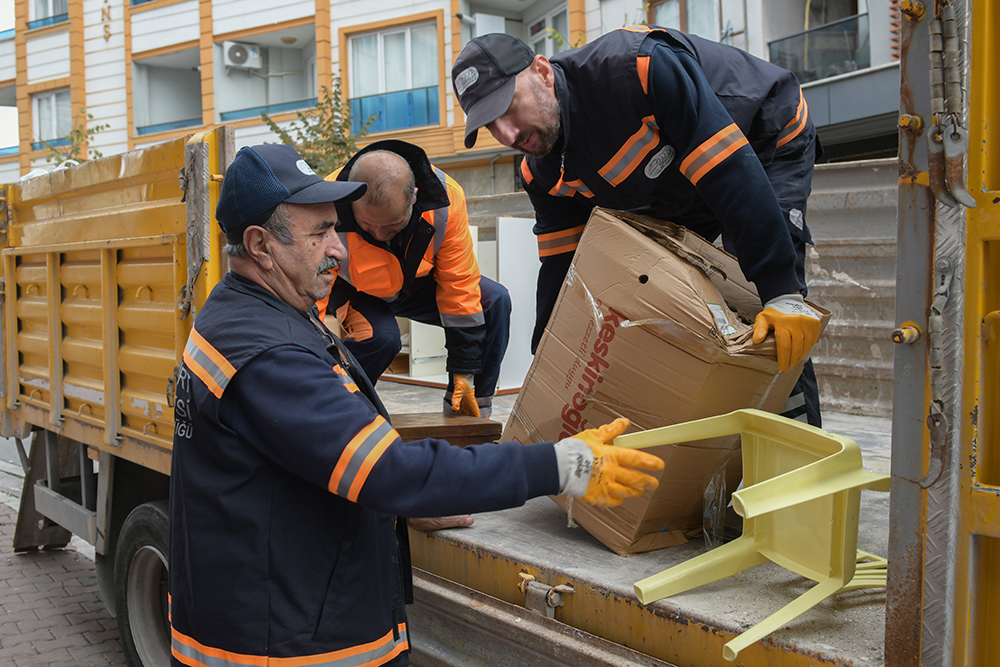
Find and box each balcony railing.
[26,13,69,30]
[30,137,70,151]
[136,117,202,136]
[219,98,317,122]
[350,86,439,135]
[768,14,870,84]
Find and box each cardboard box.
[501,208,830,555]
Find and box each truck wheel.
[115,500,170,667]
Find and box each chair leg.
[722,577,843,661]
[634,536,768,605]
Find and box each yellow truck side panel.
[0,129,231,476]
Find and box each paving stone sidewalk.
[0,490,126,667]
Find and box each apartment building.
[0,0,899,190]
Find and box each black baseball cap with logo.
[216,144,367,244]
[452,33,535,149]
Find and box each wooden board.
[390,412,503,447]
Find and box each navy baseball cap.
[452,33,535,149]
[216,144,367,244]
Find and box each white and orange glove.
[752,294,821,372]
[451,373,480,417]
[554,418,664,507]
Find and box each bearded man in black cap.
[452,29,824,427]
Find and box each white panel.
[26,32,71,84]
[0,160,20,184]
[233,119,296,149]
[496,217,540,391]
[212,0,313,36]
[84,0,127,159]
[0,36,16,82]
[131,0,200,54]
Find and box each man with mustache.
[167,143,664,667]
[318,140,509,419]
[452,28,823,426]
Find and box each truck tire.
[115,500,170,667]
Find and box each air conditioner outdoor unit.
[223,42,261,69]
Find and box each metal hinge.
[518,573,574,619]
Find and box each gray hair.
[222,203,295,258]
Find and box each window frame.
[32,0,68,22]
[341,11,445,133]
[527,6,571,58]
[648,0,721,41]
[31,88,72,144]
[347,21,438,99]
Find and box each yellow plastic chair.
[615,409,890,661]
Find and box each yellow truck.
[0,1,997,665]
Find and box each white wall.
[213,43,266,119]
[0,33,15,81]
[133,63,201,127]
[131,0,199,55]
[0,159,19,183]
[26,30,70,83]
[233,117,295,149]
[212,0,314,36]
[84,0,127,158]
[214,43,312,120]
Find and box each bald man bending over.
[319,140,511,418]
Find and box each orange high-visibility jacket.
[322,140,487,373]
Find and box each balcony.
[350,86,439,135]
[769,14,870,85]
[26,13,69,30]
[220,97,317,122]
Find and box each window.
[29,0,68,28]
[348,22,439,133]
[32,89,71,146]
[650,0,720,41]
[528,8,570,57]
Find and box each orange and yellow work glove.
[751,293,821,373]
[451,373,480,418]
[554,417,665,507]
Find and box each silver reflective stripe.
[171,628,409,667]
[337,419,396,497]
[431,168,449,257]
[337,231,353,285]
[184,337,232,394]
[440,311,485,328]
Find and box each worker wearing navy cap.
[452,29,824,427]
[166,143,664,667]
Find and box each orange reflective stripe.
[537,225,585,258]
[332,365,359,394]
[776,89,809,148]
[171,626,269,667]
[328,416,399,501]
[679,123,749,185]
[171,623,409,667]
[598,116,660,186]
[622,25,653,33]
[637,55,650,95]
[183,328,236,399]
[520,159,533,185]
[346,426,397,502]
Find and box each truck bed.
[381,382,890,667]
